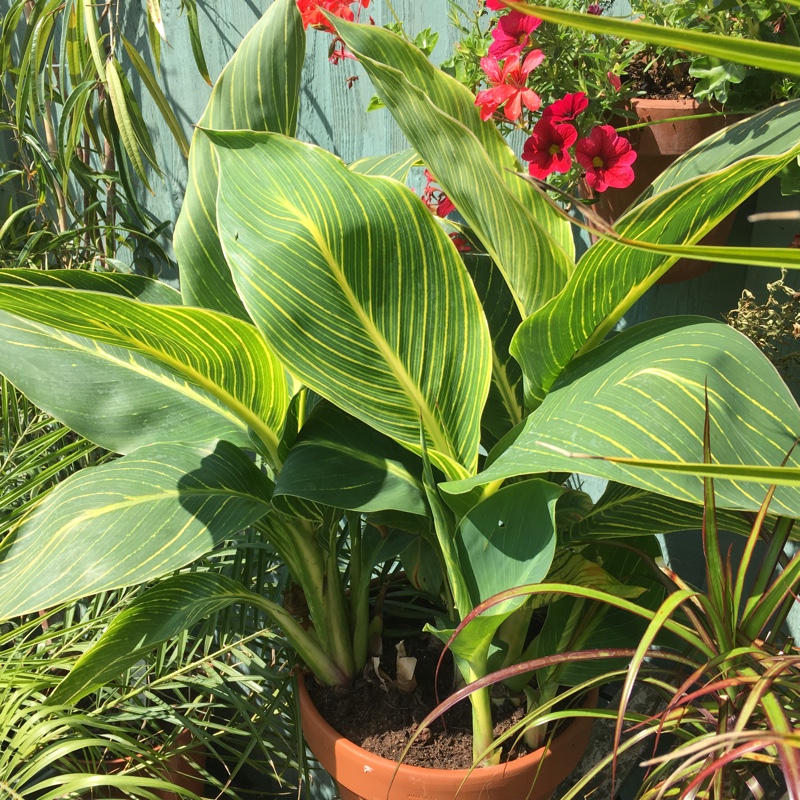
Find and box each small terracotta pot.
[586,98,745,283]
[83,729,206,800]
[298,676,598,800]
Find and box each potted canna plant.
[1,1,800,797]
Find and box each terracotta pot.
[587,98,745,283]
[298,676,598,800]
[83,729,206,800]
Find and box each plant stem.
[348,511,370,671]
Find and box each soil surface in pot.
[628,57,697,99]
[306,634,532,770]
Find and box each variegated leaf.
[0,287,288,460]
[333,17,574,317]
[211,130,491,479]
[174,0,304,319]
[514,101,800,407]
[444,318,800,516]
[0,441,272,618]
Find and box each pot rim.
[297,673,599,781]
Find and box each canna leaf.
[0,440,273,619]
[174,0,304,319]
[211,130,492,478]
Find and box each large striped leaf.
[333,18,574,317]
[0,268,181,304]
[0,287,288,460]
[210,130,491,479]
[174,0,304,319]
[514,101,800,407]
[0,440,273,619]
[349,148,419,181]
[561,483,773,543]
[464,254,524,450]
[443,318,800,516]
[275,402,427,515]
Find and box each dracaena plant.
[2,0,800,767]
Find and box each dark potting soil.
[306,635,532,770]
[628,57,697,100]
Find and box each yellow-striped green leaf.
[333,17,574,317]
[561,483,774,543]
[349,148,419,180]
[211,130,491,479]
[444,318,800,516]
[275,402,427,515]
[0,268,181,303]
[0,440,272,619]
[0,287,289,461]
[507,3,800,77]
[174,0,304,320]
[514,101,800,407]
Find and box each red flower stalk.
[475,50,544,122]
[542,92,588,122]
[488,10,543,60]
[522,119,577,179]
[297,0,369,33]
[576,125,637,192]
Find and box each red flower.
[542,92,588,122]
[576,125,637,192]
[449,232,472,252]
[422,169,455,218]
[587,3,602,14]
[522,119,577,179]
[297,0,369,33]
[488,10,542,60]
[475,50,544,122]
[486,0,508,9]
[607,71,622,92]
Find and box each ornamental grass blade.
[174,0,304,320]
[210,130,491,479]
[506,3,800,77]
[0,440,272,619]
[514,101,800,407]
[444,317,800,516]
[0,287,289,461]
[333,17,574,317]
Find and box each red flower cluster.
[421,170,455,218]
[297,0,369,33]
[478,3,636,193]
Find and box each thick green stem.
[348,511,370,671]
[322,512,356,680]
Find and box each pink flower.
[488,11,542,60]
[521,120,577,179]
[607,71,622,91]
[542,92,588,122]
[576,125,637,192]
[297,0,369,33]
[587,3,602,14]
[486,0,507,9]
[475,50,544,122]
